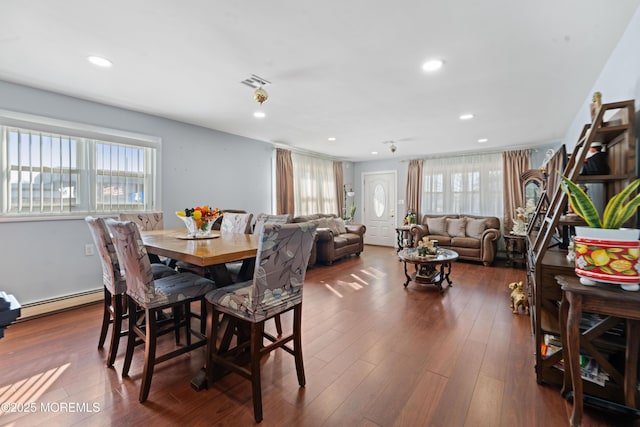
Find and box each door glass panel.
[374,184,385,217]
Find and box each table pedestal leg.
[402,261,411,287]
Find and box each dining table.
[140,228,260,390]
[140,228,260,286]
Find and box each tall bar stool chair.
[85,216,177,367]
[204,222,317,422]
[119,212,169,265]
[106,219,216,402]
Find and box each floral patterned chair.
[119,212,167,265]
[106,219,216,402]
[220,212,253,233]
[204,222,317,423]
[85,216,177,368]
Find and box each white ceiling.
[1,1,639,161]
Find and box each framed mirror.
[520,169,545,208]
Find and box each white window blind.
[1,114,158,217]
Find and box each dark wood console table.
[556,275,640,427]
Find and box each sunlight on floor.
[0,363,70,415]
[320,266,389,298]
[323,283,343,298]
[350,274,368,285]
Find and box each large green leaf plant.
[559,175,640,229]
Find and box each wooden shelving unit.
[526,99,637,406]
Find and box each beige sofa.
[293,214,366,265]
[410,214,501,266]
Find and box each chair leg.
[293,305,305,387]
[172,306,181,345]
[122,298,138,377]
[139,307,158,402]
[98,287,111,349]
[250,322,264,423]
[184,302,192,347]
[274,315,283,336]
[200,302,207,335]
[106,293,124,368]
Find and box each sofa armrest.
[480,228,501,266]
[481,228,501,242]
[315,228,334,241]
[410,224,429,244]
[345,223,366,236]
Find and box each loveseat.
[292,214,366,265]
[410,214,501,266]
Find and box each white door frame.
[361,170,398,247]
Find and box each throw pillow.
[426,217,447,235]
[335,217,347,234]
[466,218,487,239]
[447,218,467,237]
[326,218,342,235]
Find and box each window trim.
[0,109,162,222]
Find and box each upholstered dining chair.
[251,213,291,335]
[85,216,177,368]
[220,212,253,234]
[119,212,168,265]
[106,219,216,402]
[252,213,291,235]
[204,222,317,423]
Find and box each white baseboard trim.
[18,289,102,320]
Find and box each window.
[422,153,503,217]
[1,111,159,218]
[291,152,337,216]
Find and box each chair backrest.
[253,213,291,235]
[246,223,317,319]
[106,219,158,306]
[119,212,164,231]
[221,212,254,234]
[85,216,127,295]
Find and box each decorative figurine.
[508,281,529,315]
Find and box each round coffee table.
[398,248,459,291]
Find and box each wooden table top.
[141,229,259,267]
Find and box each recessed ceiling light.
[477,138,488,143]
[422,59,444,72]
[328,137,336,141]
[371,151,378,155]
[253,111,266,118]
[459,113,474,120]
[87,56,113,68]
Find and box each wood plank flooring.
[1,245,639,426]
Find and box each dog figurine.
[509,281,529,315]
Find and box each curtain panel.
[405,159,423,219]
[502,150,531,233]
[421,153,503,219]
[334,161,344,218]
[276,148,294,215]
[291,152,338,216]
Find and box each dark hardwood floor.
[2,245,638,426]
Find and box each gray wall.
[563,5,640,148]
[0,81,272,304]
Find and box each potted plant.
[559,175,640,290]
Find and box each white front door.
[363,171,397,246]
